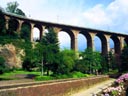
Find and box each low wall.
[0,76,109,96]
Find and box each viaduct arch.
[3,12,128,56]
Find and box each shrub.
[69,71,86,78]
[55,74,69,79]
[97,73,128,96]
[0,56,8,74]
[116,73,128,83]
[35,75,54,81]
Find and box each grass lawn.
[0,70,94,81]
[0,70,41,80]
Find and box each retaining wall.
[0,76,109,96]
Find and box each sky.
[0,0,128,51]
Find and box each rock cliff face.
[0,44,25,68]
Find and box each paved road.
[71,79,115,96]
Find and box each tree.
[54,49,77,74]
[120,46,128,72]
[92,51,102,74]
[108,52,117,70]
[100,55,108,73]
[6,1,25,16]
[0,10,6,35]
[77,48,102,74]
[0,56,7,74]
[80,48,94,74]
[22,41,35,71]
[20,24,31,41]
[40,27,59,75]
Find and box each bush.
[0,56,9,74]
[69,71,87,78]
[55,71,87,79]
[55,74,69,79]
[35,75,54,81]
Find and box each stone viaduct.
[3,12,128,56]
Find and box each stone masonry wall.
[0,76,109,96]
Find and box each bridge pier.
[4,15,10,30]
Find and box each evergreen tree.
[40,27,59,75]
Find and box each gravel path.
[71,79,115,96]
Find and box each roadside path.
[71,79,115,96]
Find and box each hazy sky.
[0,0,128,51]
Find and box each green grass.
[0,70,41,80]
[35,71,94,81]
[0,70,95,81]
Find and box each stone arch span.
[59,28,75,50]
[78,33,87,51]
[111,35,121,54]
[96,33,107,55]
[79,31,92,49]
[34,24,43,41]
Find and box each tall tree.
[120,46,128,72]
[6,1,25,16]
[54,49,76,74]
[77,48,102,74]
[40,27,59,75]
[0,9,6,35]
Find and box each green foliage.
[0,70,41,80]
[40,27,59,75]
[92,52,102,70]
[35,75,54,81]
[77,48,102,74]
[55,74,69,79]
[15,8,26,16]
[54,49,76,74]
[75,60,88,73]
[0,56,8,74]
[0,10,6,35]
[68,71,87,78]
[100,55,108,73]
[120,46,128,72]
[7,18,19,38]
[22,57,32,71]
[6,1,25,16]
[20,24,31,41]
[22,42,39,71]
[2,1,27,39]
[54,71,88,79]
[0,2,35,72]
[35,71,87,81]
[108,52,117,70]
